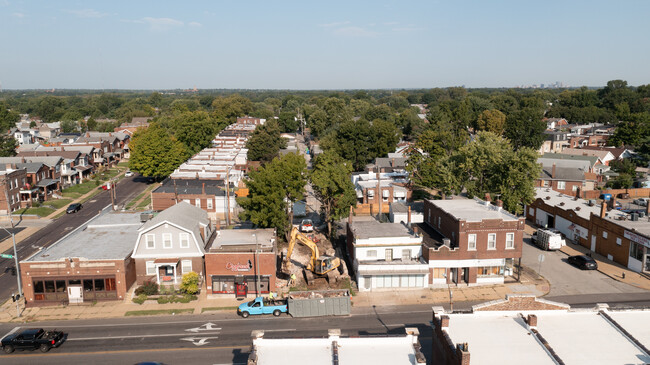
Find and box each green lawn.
[136,195,151,209]
[62,180,101,196]
[44,199,72,209]
[14,206,56,217]
[125,309,194,317]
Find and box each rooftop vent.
[545,196,551,200]
[575,207,581,211]
[588,200,595,206]
[559,202,565,206]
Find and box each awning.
[153,258,179,265]
[358,267,430,275]
[36,179,59,187]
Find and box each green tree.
[278,110,299,132]
[211,94,254,122]
[505,108,546,150]
[180,271,200,294]
[129,125,189,178]
[246,120,287,163]
[0,135,17,157]
[476,109,506,134]
[238,153,307,236]
[86,117,97,131]
[310,151,357,237]
[321,119,373,171]
[60,120,78,133]
[0,102,19,131]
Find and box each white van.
[532,229,565,251]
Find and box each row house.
[0,164,27,213]
[236,116,266,126]
[346,219,429,291]
[535,157,598,195]
[114,117,152,136]
[538,131,569,154]
[423,197,525,286]
[352,170,410,215]
[560,147,616,166]
[17,148,93,186]
[151,178,238,221]
[364,157,408,173]
[0,156,62,204]
[526,188,650,274]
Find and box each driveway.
[521,235,645,298]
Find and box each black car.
[567,255,598,270]
[66,203,82,214]
[2,328,65,353]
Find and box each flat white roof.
[608,310,650,347]
[253,335,421,365]
[430,198,519,222]
[534,188,601,220]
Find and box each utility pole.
[225,165,232,226]
[2,175,22,317]
[253,234,260,294]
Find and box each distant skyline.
[1,0,649,90]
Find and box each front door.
[450,268,458,284]
[591,235,597,252]
[235,282,248,298]
[68,285,83,304]
[462,268,469,283]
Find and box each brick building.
[20,210,140,307]
[204,228,277,297]
[423,197,525,286]
[151,178,238,221]
[352,170,410,215]
[0,164,27,213]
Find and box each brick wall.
[588,213,632,267]
[583,188,650,200]
[204,251,276,290]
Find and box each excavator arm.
[284,226,320,271]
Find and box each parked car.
[633,198,649,207]
[617,193,630,199]
[125,170,134,177]
[1,328,65,353]
[567,255,598,270]
[66,203,82,214]
[300,219,314,233]
[600,193,612,201]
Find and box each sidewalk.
[560,241,650,290]
[0,276,550,323]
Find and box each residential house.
[204,228,277,297]
[545,117,568,130]
[114,117,152,136]
[131,202,215,285]
[422,197,525,286]
[580,146,635,161]
[11,128,34,145]
[17,148,92,185]
[20,209,140,307]
[560,147,616,166]
[0,164,27,214]
[346,219,428,291]
[0,157,63,203]
[364,157,408,173]
[538,131,570,154]
[151,178,238,222]
[352,170,409,215]
[535,157,598,195]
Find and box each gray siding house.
[131,202,215,285]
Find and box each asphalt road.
[0,175,152,301]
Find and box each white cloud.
[140,17,184,31]
[383,21,399,26]
[333,26,378,37]
[188,21,202,27]
[319,21,350,28]
[67,9,108,18]
[12,12,24,18]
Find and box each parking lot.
[521,235,646,298]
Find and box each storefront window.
[630,242,644,261]
[84,279,94,292]
[34,281,44,293]
[44,280,55,293]
[478,266,504,277]
[94,279,105,291]
[105,278,116,291]
[56,280,66,292]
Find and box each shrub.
[157,296,169,304]
[132,293,147,305]
[134,281,159,296]
[180,271,200,295]
[178,294,197,303]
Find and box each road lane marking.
[67,332,221,341]
[180,336,219,346]
[39,316,287,328]
[185,322,221,332]
[1,326,20,341]
[0,345,248,358]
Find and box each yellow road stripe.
[6,345,247,358]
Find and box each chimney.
[440,315,449,329]
[348,205,353,225]
[484,193,491,202]
[457,343,470,365]
[407,205,412,224]
[527,314,538,327]
[202,183,205,194]
[552,163,556,179]
[391,158,395,167]
[496,199,503,208]
[600,202,607,218]
[611,196,617,210]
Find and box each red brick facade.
[204,251,277,295]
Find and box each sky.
[1,0,649,90]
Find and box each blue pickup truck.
[238,297,288,318]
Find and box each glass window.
[487,234,496,249]
[94,279,105,291]
[433,268,446,279]
[44,280,55,293]
[162,233,172,249]
[557,181,566,190]
[145,234,155,249]
[375,276,384,288]
[195,198,201,207]
[630,242,644,261]
[616,237,622,246]
[146,261,156,275]
[69,279,81,285]
[182,260,192,274]
[180,233,190,248]
[55,280,66,292]
[83,279,94,292]
[206,199,213,209]
[506,233,515,249]
[602,231,608,239]
[415,275,424,287]
[385,249,393,261]
[366,250,377,258]
[468,234,476,250]
[391,275,400,287]
[401,249,411,260]
[34,281,44,293]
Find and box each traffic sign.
[1,254,14,259]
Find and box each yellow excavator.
[283,226,343,285]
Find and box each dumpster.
[286,289,351,318]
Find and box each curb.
[558,248,647,290]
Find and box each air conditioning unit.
[140,212,154,222]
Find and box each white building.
[346,219,428,291]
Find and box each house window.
[366,250,377,258]
[437,216,441,228]
[206,199,213,209]
[401,249,411,260]
[630,242,644,261]
[557,181,565,190]
[506,233,515,249]
[468,234,476,251]
[162,233,172,249]
[195,198,201,207]
[542,180,549,187]
[602,231,608,239]
[145,234,155,249]
[181,260,192,274]
[487,233,496,250]
[385,249,393,261]
[146,261,155,275]
[572,185,578,192]
[478,266,504,277]
[616,237,622,246]
[180,233,190,248]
